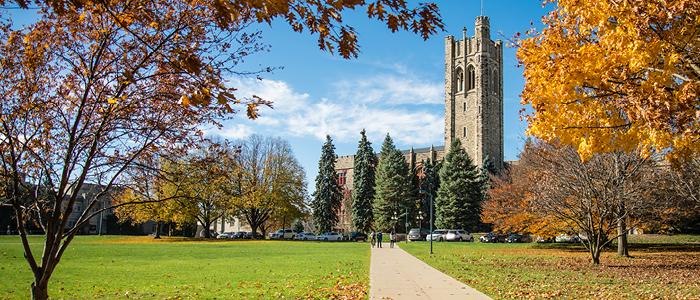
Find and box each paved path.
[369,245,491,300]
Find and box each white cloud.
[217,72,444,146]
[215,124,253,139]
[334,75,443,105]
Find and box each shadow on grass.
[533,242,700,253]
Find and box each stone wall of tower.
[444,16,504,170]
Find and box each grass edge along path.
[0,236,370,299]
[400,235,700,299]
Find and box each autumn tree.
[351,129,376,233]
[482,143,569,238]
[0,0,444,298]
[311,135,343,233]
[372,134,409,232]
[113,157,192,239]
[518,0,700,160]
[435,139,484,231]
[236,135,306,237]
[525,141,659,264]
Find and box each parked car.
[317,232,343,241]
[294,232,316,241]
[555,234,581,243]
[232,231,247,239]
[426,229,448,241]
[244,232,263,240]
[269,229,296,240]
[480,232,506,243]
[407,228,431,241]
[216,232,236,239]
[505,233,531,243]
[445,230,474,242]
[348,232,367,242]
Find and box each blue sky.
[209,1,553,189]
[3,1,553,191]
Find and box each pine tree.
[351,129,377,233]
[417,159,440,229]
[436,139,484,231]
[292,219,305,233]
[373,134,409,232]
[311,135,343,233]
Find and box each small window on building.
[337,171,346,186]
[456,67,464,92]
[463,102,466,112]
[463,127,466,137]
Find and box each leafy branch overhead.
[5,0,444,59]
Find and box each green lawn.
[401,235,700,299]
[0,236,369,299]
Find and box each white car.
[294,232,316,241]
[269,229,295,240]
[445,230,473,242]
[317,232,343,241]
[426,229,448,241]
[216,232,235,239]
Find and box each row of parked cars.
[408,229,584,244]
[408,228,475,242]
[216,229,369,242]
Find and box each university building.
[334,16,504,231]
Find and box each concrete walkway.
[369,245,492,300]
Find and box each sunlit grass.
[401,236,700,299]
[0,236,369,299]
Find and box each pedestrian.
[390,231,395,248]
[377,231,383,248]
[370,231,376,248]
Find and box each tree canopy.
[518,0,700,160]
[372,134,408,232]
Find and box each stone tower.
[444,16,503,170]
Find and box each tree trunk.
[617,217,629,257]
[154,221,161,239]
[617,218,630,257]
[590,247,601,265]
[203,221,211,238]
[31,280,48,300]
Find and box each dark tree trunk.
[590,247,601,265]
[154,221,161,239]
[31,279,48,300]
[617,217,629,257]
[203,221,211,238]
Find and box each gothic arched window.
[456,67,464,92]
[467,65,475,91]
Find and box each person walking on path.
[370,231,376,248]
[377,231,383,248]
[389,231,395,248]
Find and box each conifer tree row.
[311,136,343,233]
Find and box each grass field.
[401,235,700,299]
[0,236,369,299]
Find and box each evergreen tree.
[436,139,484,231]
[373,134,409,232]
[311,135,343,233]
[351,129,377,233]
